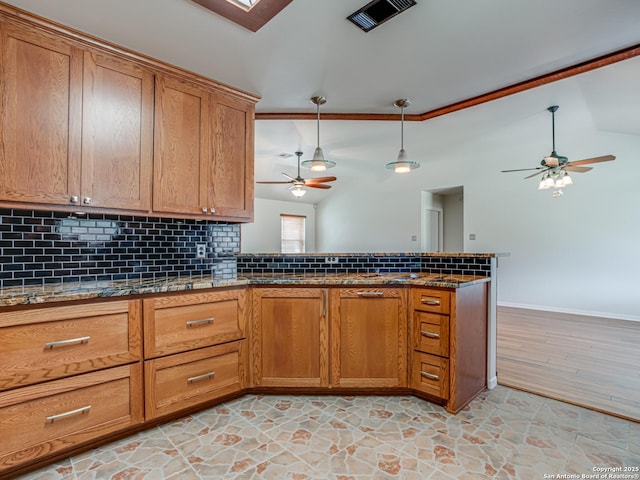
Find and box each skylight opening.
[228,0,259,11]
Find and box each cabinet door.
[330,288,407,388]
[252,288,329,387]
[81,49,153,212]
[209,93,254,220]
[0,21,82,206]
[153,74,209,216]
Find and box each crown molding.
[255,42,640,122]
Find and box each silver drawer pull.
[356,291,384,297]
[186,318,214,327]
[46,405,91,423]
[421,298,441,306]
[187,372,215,383]
[420,371,439,381]
[45,336,91,349]
[420,331,440,339]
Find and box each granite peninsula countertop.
[0,273,490,308]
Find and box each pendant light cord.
[316,101,320,148]
[551,109,556,152]
[400,104,405,150]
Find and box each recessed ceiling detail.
[347,0,417,33]
[191,0,292,31]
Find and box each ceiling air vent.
[347,0,417,32]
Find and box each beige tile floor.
[14,386,640,479]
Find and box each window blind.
[280,214,305,253]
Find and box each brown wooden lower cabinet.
[0,282,489,476]
[410,282,488,413]
[0,363,143,472]
[144,340,246,419]
[251,287,329,387]
[330,287,407,388]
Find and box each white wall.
[314,95,640,321]
[241,198,316,253]
[442,192,464,252]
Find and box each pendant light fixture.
[386,99,420,173]
[301,96,335,172]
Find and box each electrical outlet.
[325,257,340,264]
[196,243,206,259]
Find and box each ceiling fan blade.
[306,183,332,189]
[524,169,548,179]
[564,166,593,173]
[566,155,616,166]
[282,172,296,181]
[256,181,293,185]
[501,167,544,173]
[305,176,337,184]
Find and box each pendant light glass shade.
[301,96,335,172]
[386,99,420,173]
[291,185,306,197]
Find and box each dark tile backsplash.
[236,254,491,276]
[0,209,240,288]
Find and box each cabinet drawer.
[411,351,449,400]
[143,289,245,358]
[0,364,143,472]
[144,340,245,419]
[414,311,449,357]
[411,288,450,314]
[0,300,142,391]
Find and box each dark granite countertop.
[0,273,490,307]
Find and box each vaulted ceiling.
[5,0,640,202]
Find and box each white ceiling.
[5,0,640,203]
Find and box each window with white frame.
[280,214,305,253]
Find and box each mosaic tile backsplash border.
[0,209,240,288]
[236,253,492,276]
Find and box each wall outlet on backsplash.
[325,257,340,264]
[196,243,206,259]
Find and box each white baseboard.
[497,301,640,323]
[487,376,498,390]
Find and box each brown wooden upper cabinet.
[0,7,256,221]
[0,19,153,214]
[153,74,254,222]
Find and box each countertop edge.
[0,275,491,308]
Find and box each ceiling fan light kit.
[386,99,420,173]
[501,105,615,197]
[301,96,336,172]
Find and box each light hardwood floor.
[497,305,640,422]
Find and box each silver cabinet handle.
[210,207,215,213]
[421,298,441,305]
[70,195,79,204]
[322,290,327,317]
[356,291,384,297]
[186,318,214,327]
[420,371,439,381]
[46,405,91,423]
[201,207,207,214]
[45,336,90,349]
[420,331,440,339]
[187,372,215,383]
[83,197,92,205]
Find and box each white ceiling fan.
[501,105,615,196]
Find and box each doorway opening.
[421,186,464,252]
